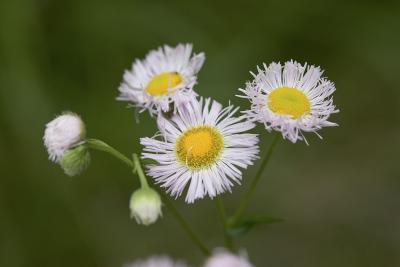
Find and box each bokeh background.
[1,0,400,266]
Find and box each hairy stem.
[162,194,211,256]
[231,133,280,223]
[132,153,149,188]
[86,139,134,169]
[215,196,235,251]
[86,138,210,255]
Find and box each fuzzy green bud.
[60,145,90,176]
[129,187,162,226]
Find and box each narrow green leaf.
[227,215,284,237]
[141,158,159,165]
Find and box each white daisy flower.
[123,256,188,267]
[204,249,254,267]
[141,98,259,203]
[43,112,85,162]
[118,43,205,114]
[238,60,338,144]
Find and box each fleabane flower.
[129,187,162,226]
[118,43,205,115]
[204,249,254,267]
[123,256,188,267]
[43,112,90,176]
[239,60,339,144]
[43,112,86,162]
[141,98,259,203]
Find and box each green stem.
[86,138,209,255]
[132,153,149,188]
[231,133,280,223]
[86,139,134,169]
[215,196,235,251]
[162,194,211,256]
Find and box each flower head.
[204,249,254,267]
[239,60,338,144]
[118,43,205,115]
[43,112,86,162]
[130,187,162,225]
[141,98,259,203]
[123,256,188,267]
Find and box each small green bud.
[60,145,90,176]
[129,187,162,226]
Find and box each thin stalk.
[162,194,211,256]
[86,139,134,169]
[215,196,235,251]
[231,133,280,223]
[86,138,209,255]
[132,153,149,188]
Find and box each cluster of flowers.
[44,43,338,201]
[43,43,338,266]
[124,250,254,267]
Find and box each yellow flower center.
[176,126,224,169]
[267,87,311,118]
[145,72,183,96]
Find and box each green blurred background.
[1,0,399,266]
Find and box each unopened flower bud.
[60,145,90,176]
[129,187,162,226]
[43,112,86,162]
